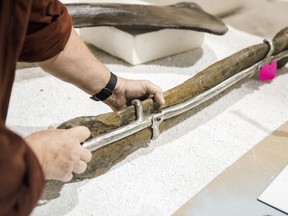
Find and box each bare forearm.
[37,27,165,109]
[37,28,111,95]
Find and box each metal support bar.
[82,45,288,152]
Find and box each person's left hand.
[104,77,165,110]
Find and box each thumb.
[67,126,91,142]
[154,92,165,105]
[144,82,165,105]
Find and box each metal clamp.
[258,39,275,70]
[151,113,164,140]
[132,99,144,122]
[132,99,163,140]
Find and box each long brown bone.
[58,27,288,179]
[66,2,228,35]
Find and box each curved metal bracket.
[131,99,163,140]
[151,113,164,140]
[258,39,275,70]
[132,99,144,122]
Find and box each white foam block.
[80,27,204,65]
[68,0,244,65]
[258,165,288,213]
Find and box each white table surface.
[7,26,288,216]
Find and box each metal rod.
[82,49,288,152]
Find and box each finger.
[68,126,91,142]
[73,160,88,174]
[154,92,165,105]
[144,82,165,105]
[79,148,92,163]
[59,172,73,182]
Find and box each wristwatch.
[90,72,117,101]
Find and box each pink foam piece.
[259,61,277,81]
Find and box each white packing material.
[8,26,288,216]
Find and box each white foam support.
[80,27,204,65]
[64,0,244,64]
[11,26,288,216]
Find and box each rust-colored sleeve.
[0,124,44,216]
[18,0,72,62]
[1,1,51,215]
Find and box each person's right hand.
[24,126,92,182]
[104,77,165,111]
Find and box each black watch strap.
[90,72,117,101]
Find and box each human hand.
[24,126,92,182]
[104,76,165,110]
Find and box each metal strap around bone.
[132,100,163,140]
[257,39,275,71]
[82,38,288,153]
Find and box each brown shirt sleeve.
[18,0,72,62]
[1,1,72,215]
[1,0,44,213]
[0,124,44,216]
